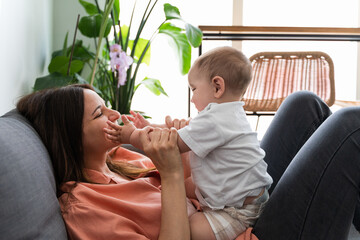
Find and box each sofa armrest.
[0,110,68,239]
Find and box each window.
[242,0,359,101]
[133,0,359,124]
[131,0,234,122]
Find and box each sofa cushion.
[0,110,67,239]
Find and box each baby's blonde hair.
[193,46,252,97]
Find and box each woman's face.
[82,89,120,154]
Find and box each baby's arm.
[105,114,191,153]
[127,110,152,128]
[104,115,146,149]
[127,110,167,129]
[177,135,191,153]
[128,110,191,130]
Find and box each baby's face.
[188,66,215,112]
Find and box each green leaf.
[89,0,115,85]
[48,56,84,75]
[78,14,112,38]
[51,49,63,58]
[48,56,69,73]
[128,38,151,65]
[78,0,99,15]
[52,40,94,62]
[185,23,203,48]
[74,73,89,84]
[159,23,191,75]
[164,3,181,20]
[67,60,84,75]
[113,0,120,24]
[33,73,73,91]
[62,32,69,56]
[71,44,94,62]
[74,73,102,94]
[120,25,129,49]
[136,77,168,96]
[163,3,202,48]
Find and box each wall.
[0,0,52,115]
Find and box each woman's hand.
[140,127,183,178]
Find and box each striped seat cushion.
[243,52,335,112]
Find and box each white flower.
[109,44,133,86]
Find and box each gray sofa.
[1,109,358,239]
[0,110,68,239]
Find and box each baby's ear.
[212,76,225,98]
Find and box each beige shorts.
[203,189,269,240]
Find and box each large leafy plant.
[34,0,202,114]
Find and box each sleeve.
[62,203,150,240]
[178,112,225,158]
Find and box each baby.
[104,46,273,240]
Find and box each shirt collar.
[84,168,123,184]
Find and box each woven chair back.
[243,51,335,112]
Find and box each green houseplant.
[34,0,202,115]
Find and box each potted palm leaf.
[34,0,202,115]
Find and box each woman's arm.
[140,128,190,240]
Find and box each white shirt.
[178,101,273,209]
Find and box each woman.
[17,84,192,239]
[17,84,359,239]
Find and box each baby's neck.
[215,94,242,104]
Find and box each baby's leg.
[190,212,216,240]
[198,208,251,240]
[186,198,198,217]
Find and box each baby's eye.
[191,88,196,92]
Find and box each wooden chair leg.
[255,115,260,131]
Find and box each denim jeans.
[252,91,360,240]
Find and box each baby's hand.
[127,110,150,129]
[165,116,191,130]
[104,115,136,144]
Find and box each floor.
[247,114,360,239]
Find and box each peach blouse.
[59,147,162,240]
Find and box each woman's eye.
[94,112,103,119]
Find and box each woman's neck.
[83,152,112,175]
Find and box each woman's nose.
[108,109,120,122]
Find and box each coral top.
[59,147,162,240]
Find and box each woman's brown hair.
[17,84,153,194]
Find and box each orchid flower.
[109,44,133,87]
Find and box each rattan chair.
[243,51,335,130]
